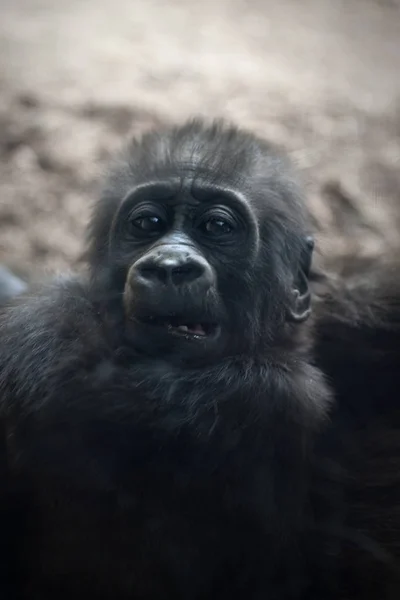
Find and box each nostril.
[171,263,204,285]
[137,265,167,284]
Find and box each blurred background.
[0,0,399,283]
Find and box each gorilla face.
[109,179,258,359]
[88,120,313,362]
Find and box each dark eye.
[130,215,165,235]
[201,217,233,237]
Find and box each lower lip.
[167,325,207,341]
[132,319,219,342]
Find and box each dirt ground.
[0,0,399,282]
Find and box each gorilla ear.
[287,236,314,323]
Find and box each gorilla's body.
[0,120,399,599]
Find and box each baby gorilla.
[0,120,359,599]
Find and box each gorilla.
[0,119,399,599]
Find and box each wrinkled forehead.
[120,172,253,221]
[121,132,304,222]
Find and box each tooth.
[177,325,189,332]
[193,324,205,335]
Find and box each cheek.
[206,244,253,278]
[122,263,139,314]
[123,280,133,316]
[216,265,257,311]
[212,243,258,288]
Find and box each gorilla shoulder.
[0,276,107,414]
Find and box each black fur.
[312,262,400,421]
[0,119,399,599]
[311,262,400,598]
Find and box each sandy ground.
[0,0,399,282]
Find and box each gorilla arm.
[0,278,106,596]
[311,260,400,421]
[308,261,400,597]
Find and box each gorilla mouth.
[138,315,218,340]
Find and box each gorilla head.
[87,120,314,363]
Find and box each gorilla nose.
[134,250,213,288]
